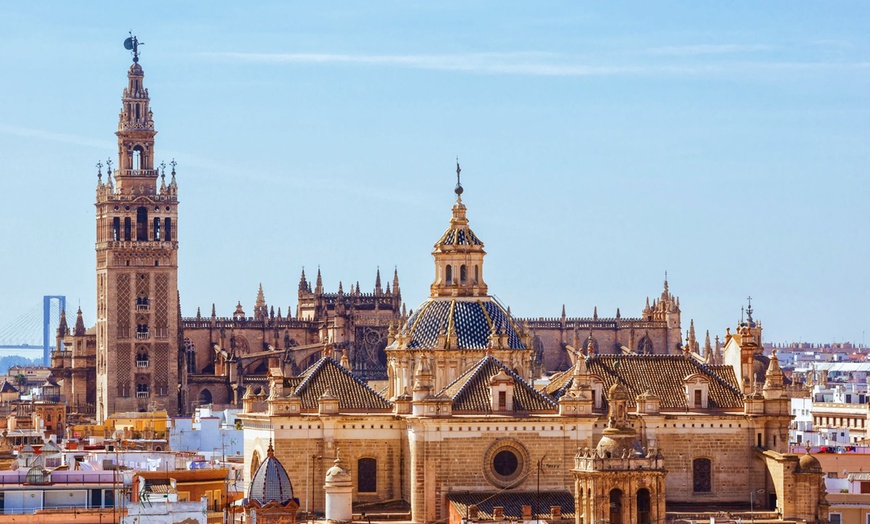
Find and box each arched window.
[136,207,148,241]
[636,488,651,524]
[198,389,212,406]
[474,265,479,284]
[460,265,467,285]
[693,458,712,493]
[132,146,142,170]
[112,217,121,241]
[136,383,149,398]
[153,218,161,240]
[637,336,654,355]
[250,451,261,479]
[185,338,196,373]
[164,218,172,241]
[445,265,453,284]
[136,348,149,368]
[609,488,623,524]
[124,217,132,241]
[358,458,377,493]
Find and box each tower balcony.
[116,169,159,178]
[136,331,149,340]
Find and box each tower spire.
[455,158,463,203]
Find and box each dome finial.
[455,157,463,202]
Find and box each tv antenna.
[123,32,143,63]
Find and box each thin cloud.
[645,44,773,56]
[202,51,647,76]
[0,124,110,149]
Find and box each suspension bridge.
[0,296,72,365]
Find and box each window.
[358,458,377,493]
[694,389,702,407]
[164,218,172,241]
[445,265,453,284]
[609,489,623,524]
[132,147,141,170]
[636,489,651,524]
[136,383,149,398]
[498,391,507,410]
[474,265,479,284]
[124,217,132,241]
[637,336,654,354]
[460,264,467,285]
[692,458,712,493]
[136,348,149,368]
[112,217,120,241]
[136,207,148,241]
[493,450,518,477]
[829,513,841,524]
[153,218,161,240]
[484,439,528,488]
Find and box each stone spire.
[57,309,68,338]
[393,267,401,296]
[254,283,267,321]
[704,330,713,363]
[74,307,86,336]
[298,268,308,294]
[763,349,785,398]
[315,268,323,295]
[375,267,382,294]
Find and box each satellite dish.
[123,37,134,51]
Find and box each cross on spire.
[455,157,463,201]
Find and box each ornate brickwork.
[116,342,131,382]
[155,274,168,327]
[117,273,130,336]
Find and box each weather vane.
[124,32,144,63]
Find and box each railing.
[136,304,150,312]
[136,392,149,398]
[136,332,149,340]
[116,169,158,177]
[136,360,149,368]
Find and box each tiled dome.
[249,442,294,505]
[395,298,525,350]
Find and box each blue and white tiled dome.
[395,298,525,350]
[249,442,295,506]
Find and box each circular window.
[493,450,518,476]
[483,438,529,488]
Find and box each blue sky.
[0,2,868,346]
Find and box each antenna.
[123,32,144,63]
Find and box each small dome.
[249,443,294,505]
[608,382,629,401]
[392,298,524,350]
[596,428,645,459]
[799,452,823,474]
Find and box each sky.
[0,2,868,347]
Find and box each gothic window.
[136,207,148,241]
[164,218,172,241]
[112,217,120,241]
[637,336,654,355]
[198,389,212,406]
[124,217,132,241]
[460,264,467,285]
[185,339,196,373]
[358,458,377,493]
[445,265,453,284]
[136,383,149,398]
[136,348,149,368]
[153,218,161,240]
[692,458,712,493]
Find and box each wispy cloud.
[0,123,110,149]
[201,49,870,78]
[645,44,773,56]
[202,51,647,77]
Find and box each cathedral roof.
[447,491,575,522]
[440,355,557,413]
[547,354,744,410]
[285,357,392,411]
[248,442,295,506]
[395,298,525,350]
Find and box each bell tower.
[95,35,182,421]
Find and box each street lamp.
[749,488,764,523]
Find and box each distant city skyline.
[1,2,868,345]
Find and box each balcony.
[136,331,149,340]
[136,391,149,399]
[136,304,150,312]
[136,360,149,368]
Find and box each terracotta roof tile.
[287,358,392,411]
[550,354,743,410]
[440,355,557,413]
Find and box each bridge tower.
[43,295,66,365]
[95,39,182,422]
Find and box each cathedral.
[50,44,831,523]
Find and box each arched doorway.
[636,488,651,524]
[609,488,623,524]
